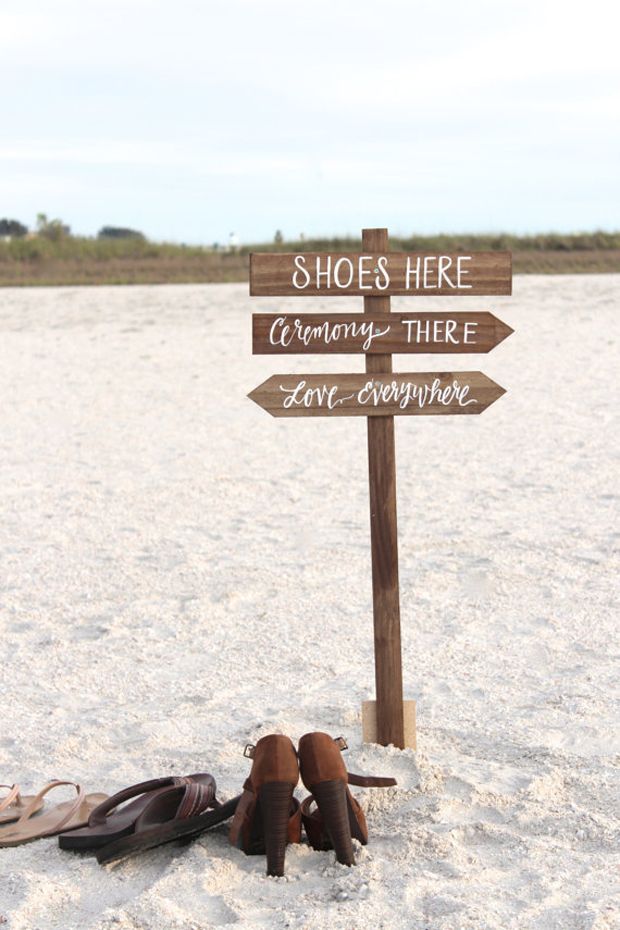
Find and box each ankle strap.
[347,772,397,788]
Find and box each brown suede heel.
[298,732,396,866]
[229,734,301,877]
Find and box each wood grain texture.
[252,311,514,355]
[250,251,512,296]
[247,371,506,418]
[362,699,416,750]
[362,228,404,750]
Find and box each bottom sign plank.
[248,372,506,418]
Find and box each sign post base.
[362,700,416,750]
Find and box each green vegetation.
[0,218,28,237]
[98,225,145,240]
[35,213,71,241]
[0,230,618,286]
[264,231,620,253]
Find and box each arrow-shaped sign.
[248,371,506,418]
[252,311,513,355]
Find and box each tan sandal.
[0,780,108,847]
[0,784,44,825]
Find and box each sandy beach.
[0,276,618,930]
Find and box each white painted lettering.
[356,377,478,409]
[405,256,421,290]
[457,256,472,288]
[445,319,458,343]
[333,257,354,289]
[316,256,332,289]
[438,255,456,287]
[463,321,477,343]
[358,255,373,290]
[268,316,292,347]
[375,256,390,290]
[292,255,310,289]
[423,256,437,288]
[280,380,338,409]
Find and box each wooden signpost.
[248,229,513,749]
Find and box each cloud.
[0,0,618,239]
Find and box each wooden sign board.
[250,251,512,297]
[253,311,513,355]
[248,371,505,418]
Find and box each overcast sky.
[1,0,618,243]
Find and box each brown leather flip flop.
[0,784,44,825]
[59,774,215,852]
[0,781,108,847]
[62,773,240,864]
[96,793,241,864]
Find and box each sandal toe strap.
[17,780,84,833]
[88,776,186,827]
[0,784,20,813]
[175,779,217,820]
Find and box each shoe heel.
[312,779,354,866]
[259,781,294,877]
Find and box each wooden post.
[362,227,405,749]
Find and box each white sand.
[0,277,618,930]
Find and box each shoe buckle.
[243,743,256,759]
[334,736,348,752]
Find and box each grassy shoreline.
[1,233,618,286]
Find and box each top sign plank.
[250,251,512,297]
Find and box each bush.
[98,226,145,240]
[0,218,28,237]
[36,213,70,241]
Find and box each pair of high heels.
[228,731,396,876]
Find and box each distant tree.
[274,229,284,244]
[36,213,70,240]
[97,226,145,240]
[0,218,28,237]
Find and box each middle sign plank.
[253,312,513,355]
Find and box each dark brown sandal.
[96,793,240,864]
[228,735,301,877]
[59,774,212,852]
[59,774,240,863]
[298,732,396,866]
